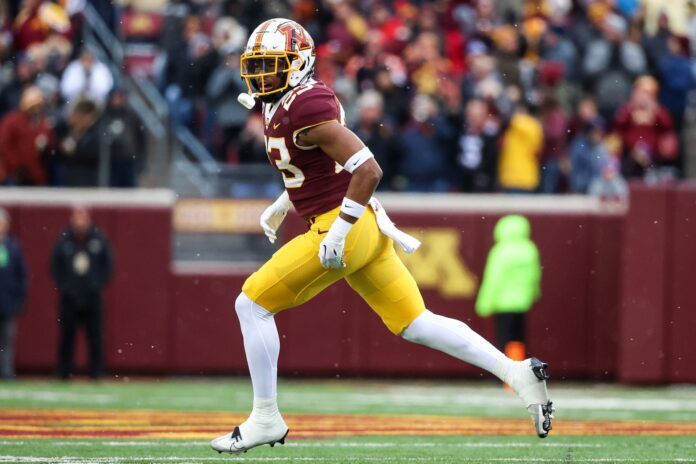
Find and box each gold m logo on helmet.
[397,228,477,298]
[278,23,314,52]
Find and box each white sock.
[235,292,279,401]
[401,310,514,381]
[250,397,281,424]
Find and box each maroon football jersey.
[262,79,351,218]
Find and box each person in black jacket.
[0,208,28,380]
[60,100,103,187]
[51,206,114,380]
[456,98,500,192]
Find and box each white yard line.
[281,391,696,412]
[1,457,695,463]
[0,441,608,448]
[0,390,114,404]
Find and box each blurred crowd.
[2,0,696,197]
[0,0,143,188]
[148,0,696,196]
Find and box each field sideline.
[1,379,696,463]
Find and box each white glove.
[318,216,352,269]
[260,191,291,243]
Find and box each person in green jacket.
[476,215,541,362]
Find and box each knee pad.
[235,292,273,322]
[400,309,433,343]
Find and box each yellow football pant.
[243,206,425,334]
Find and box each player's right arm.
[296,121,383,217]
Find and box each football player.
[211,18,554,454]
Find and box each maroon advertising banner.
[2,185,695,382]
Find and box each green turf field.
[1,378,696,463]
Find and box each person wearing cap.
[0,85,56,185]
[0,207,28,380]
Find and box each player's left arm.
[297,121,383,269]
[297,120,383,224]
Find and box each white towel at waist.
[368,197,421,254]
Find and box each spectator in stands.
[476,214,541,363]
[101,88,143,187]
[12,0,72,53]
[325,1,368,64]
[134,0,696,192]
[60,48,113,107]
[588,135,629,200]
[656,35,694,135]
[589,162,630,201]
[28,33,72,85]
[206,50,248,162]
[351,30,408,95]
[51,205,113,380]
[352,89,400,191]
[0,85,56,185]
[539,26,579,83]
[372,65,410,126]
[404,31,450,96]
[230,113,282,198]
[60,99,102,186]
[29,44,61,104]
[568,117,607,193]
[539,96,569,193]
[497,104,544,193]
[613,76,678,178]
[460,46,507,113]
[490,26,524,93]
[0,54,37,117]
[568,96,600,139]
[456,98,500,192]
[397,94,455,192]
[0,207,27,381]
[656,35,694,175]
[164,15,218,129]
[643,12,672,73]
[236,112,267,165]
[0,1,10,60]
[582,13,647,121]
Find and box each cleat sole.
[538,401,554,438]
[269,429,289,449]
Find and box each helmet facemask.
[241,51,304,103]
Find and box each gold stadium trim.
[2,408,695,438]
